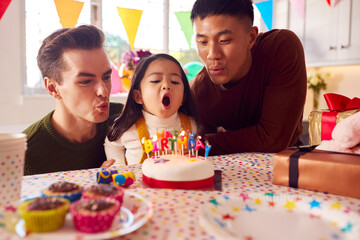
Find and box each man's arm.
[206,30,307,154]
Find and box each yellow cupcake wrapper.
[18,198,70,233]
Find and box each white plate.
[3,191,152,240]
[199,193,360,240]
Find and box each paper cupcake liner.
[81,188,124,205]
[17,198,70,233]
[69,198,120,233]
[42,189,83,203]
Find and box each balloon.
[183,62,204,81]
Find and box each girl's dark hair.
[107,53,200,141]
[191,0,254,26]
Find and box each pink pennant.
[289,0,305,20]
[0,0,12,20]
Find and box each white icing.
[142,155,214,181]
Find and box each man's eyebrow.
[196,29,233,38]
[76,72,95,77]
[76,68,112,78]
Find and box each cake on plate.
[141,154,214,189]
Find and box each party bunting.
[289,0,305,20]
[175,11,194,49]
[0,0,12,21]
[327,0,341,7]
[117,7,143,50]
[255,0,273,31]
[54,0,84,28]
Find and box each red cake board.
[142,170,222,190]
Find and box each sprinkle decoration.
[0,153,359,240]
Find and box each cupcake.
[17,197,70,232]
[42,181,83,203]
[82,184,124,205]
[70,198,120,233]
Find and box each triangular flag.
[117,7,143,50]
[175,11,194,49]
[326,0,341,7]
[54,0,84,28]
[289,0,305,20]
[255,0,273,31]
[0,0,12,20]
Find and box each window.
[25,0,91,94]
[24,0,264,95]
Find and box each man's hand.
[100,159,115,168]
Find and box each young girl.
[105,54,199,166]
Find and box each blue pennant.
[255,0,273,30]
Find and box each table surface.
[1,152,360,240]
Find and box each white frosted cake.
[141,155,214,189]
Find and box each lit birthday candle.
[168,136,177,155]
[142,137,153,159]
[161,137,169,155]
[188,132,196,157]
[178,131,187,156]
[195,136,205,159]
[152,135,159,158]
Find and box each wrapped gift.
[308,93,360,146]
[273,147,360,198]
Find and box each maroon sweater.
[190,29,307,155]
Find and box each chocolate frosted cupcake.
[42,181,83,203]
[82,184,124,204]
[70,198,120,233]
[18,197,70,232]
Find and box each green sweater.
[23,103,123,175]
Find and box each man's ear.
[44,77,61,99]
[247,26,258,49]
[132,89,144,104]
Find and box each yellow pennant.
[54,0,84,28]
[117,7,143,50]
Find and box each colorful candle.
[161,137,169,154]
[205,140,212,158]
[178,131,187,156]
[152,135,159,158]
[142,137,152,159]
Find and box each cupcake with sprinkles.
[42,181,83,203]
[70,198,120,233]
[17,197,70,232]
[82,184,124,205]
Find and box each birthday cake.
[141,155,214,189]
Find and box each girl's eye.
[103,75,112,81]
[171,81,180,85]
[150,80,161,83]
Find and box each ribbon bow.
[324,93,360,111]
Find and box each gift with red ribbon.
[308,93,360,146]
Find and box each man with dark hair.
[23,25,123,175]
[190,0,307,155]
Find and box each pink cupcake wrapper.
[70,198,120,233]
[81,188,124,205]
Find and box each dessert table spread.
[1,152,360,240]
